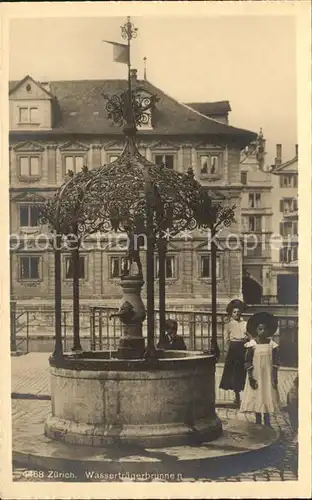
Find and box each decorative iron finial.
[121,17,138,42]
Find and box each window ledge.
[199,173,221,180]
[18,122,41,126]
[19,280,42,285]
[64,278,87,283]
[19,226,41,234]
[18,176,41,183]
[199,277,222,283]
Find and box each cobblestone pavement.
[11,353,298,482]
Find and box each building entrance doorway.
[277,274,298,305]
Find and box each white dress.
[240,339,281,414]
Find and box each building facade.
[270,144,298,304]
[9,72,257,310]
[239,136,273,304]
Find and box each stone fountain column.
[114,275,146,359]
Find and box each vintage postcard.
[0,1,311,498]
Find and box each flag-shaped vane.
[104,40,129,65]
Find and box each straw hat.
[226,299,246,315]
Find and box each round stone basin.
[45,350,222,448]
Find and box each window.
[280,174,297,188]
[19,156,40,177]
[19,205,41,227]
[200,255,221,279]
[248,192,261,208]
[199,154,219,175]
[19,107,39,124]
[293,221,298,235]
[155,255,177,279]
[245,242,262,257]
[280,222,294,237]
[241,172,248,185]
[65,255,86,279]
[280,246,297,264]
[19,256,40,280]
[155,154,174,170]
[109,256,128,279]
[248,216,262,232]
[65,156,84,175]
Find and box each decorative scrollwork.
[121,17,138,41]
[103,90,159,128]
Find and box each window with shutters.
[19,255,41,281]
[64,255,86,280]
[155,255,177,279]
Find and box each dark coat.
[158,334,187,350]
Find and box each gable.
[11,191,46,203]
[104,140,125,151]
[195,142,223,150]
[9,75,53,101]
[149,140,179,151]
[13,141,44,153]
[59,140,89,152]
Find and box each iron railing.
[11,303,298,367]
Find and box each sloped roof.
[186,101,231,116]
[271,156,298,174]
[9,77,256,145]
[9,74,54,98]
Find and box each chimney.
[275,144,282,166]
[130,69,137,87]
[295,144,298,157]
[41,81,51,93]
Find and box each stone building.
[270,144,298,304]
[9,72,257,310]
[239,135,273,304]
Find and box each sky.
[9,16,297,165]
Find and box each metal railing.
[11,302,298,367]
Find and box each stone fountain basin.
[45,350,222,447]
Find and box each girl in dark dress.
[219,299,248,405]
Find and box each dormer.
[9,75,54,131]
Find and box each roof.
[9,77,256,145]
[9,74,55,99]
[271,156,298,174]
[186,101,231,116]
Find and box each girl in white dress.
[241,312,280,427]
